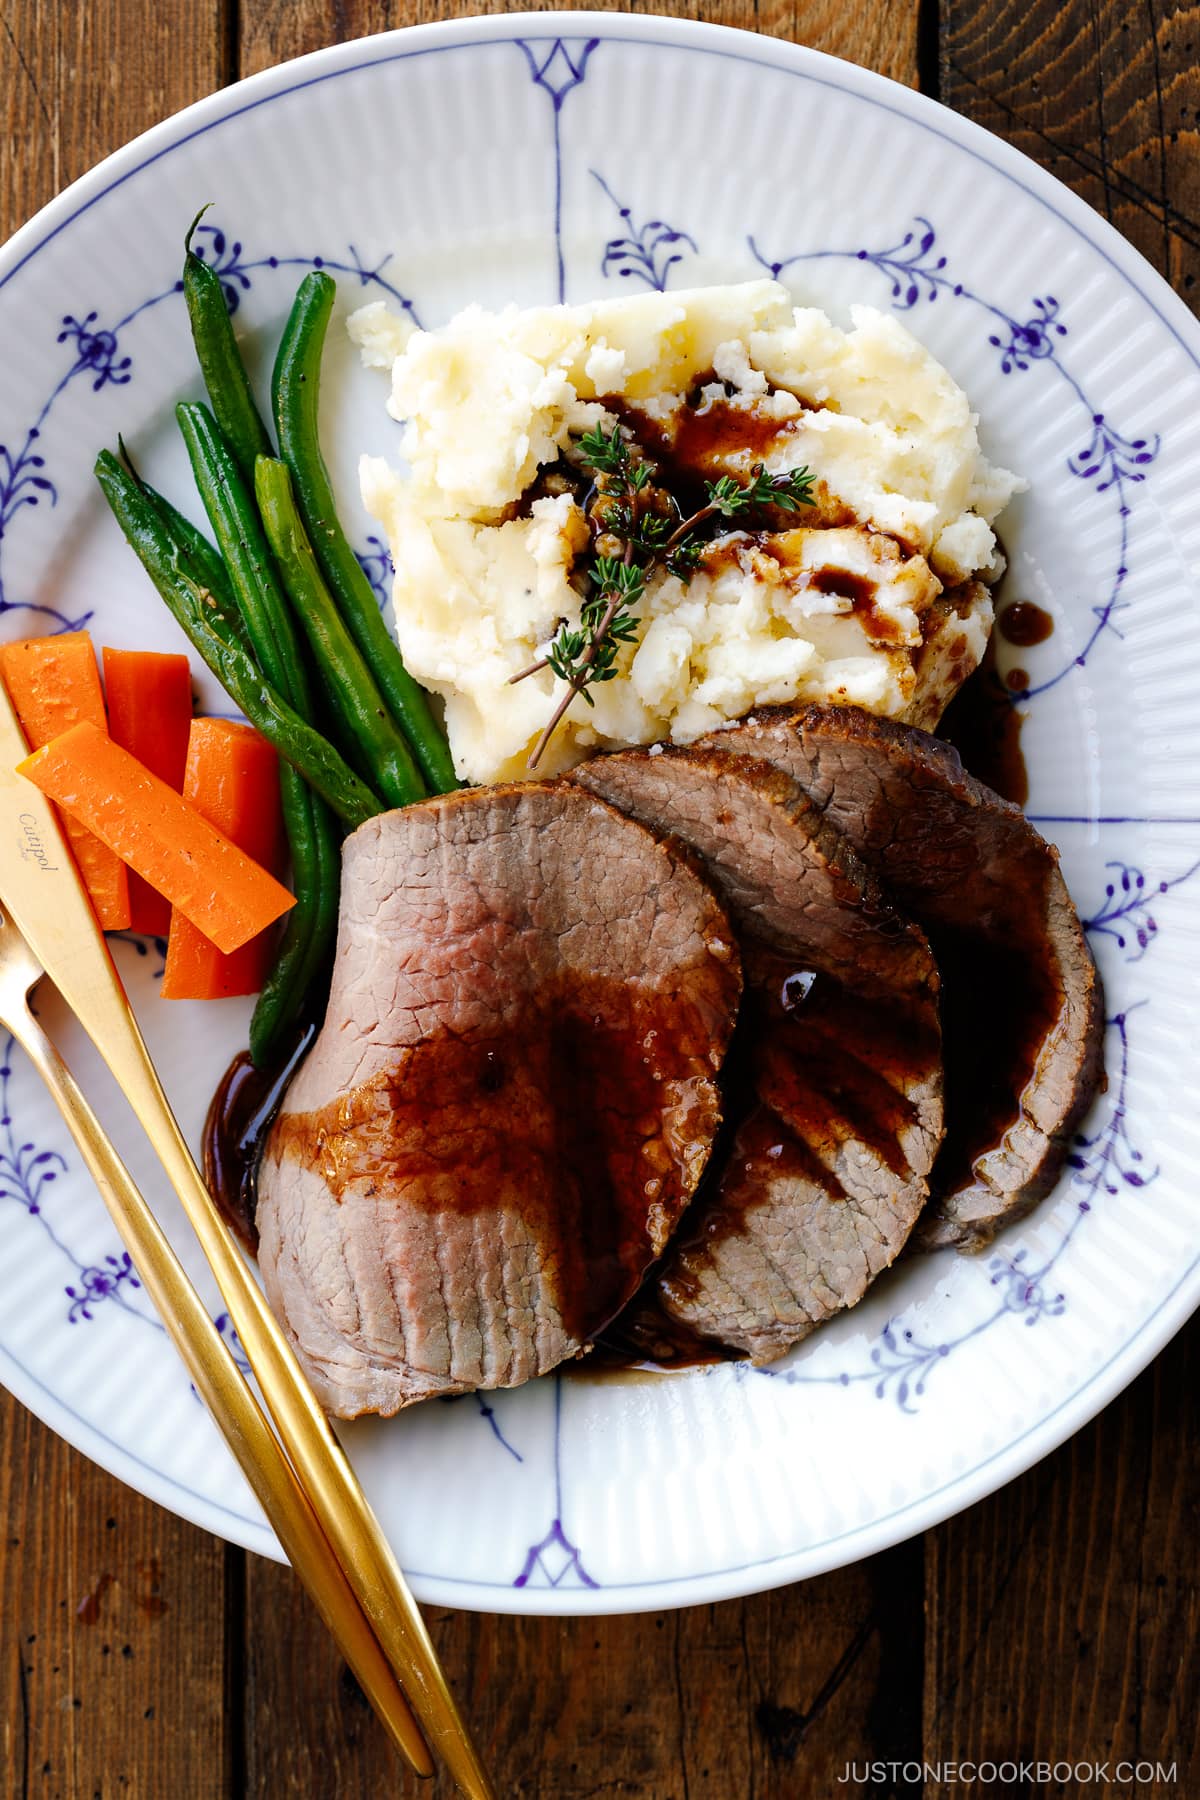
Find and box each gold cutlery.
[0,898,434,1780]
[0,677,495,1800]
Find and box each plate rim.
[1,10,1197,1614]
[6,10,1200,373]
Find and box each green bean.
[175,401,308,700]
[100,442,346,1059]
[255,456,427,809]
[93,451,383,828]
[272,271,459,793]
[246,766,337,1063]
[248,780,340,1067]
[117,460,247,656]
[172,403,351,1057]
[183,208,273,486]
[96,450,250,657]
[141,488,238,618]
[176,398,351,772]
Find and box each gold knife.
[0,675,495,1800]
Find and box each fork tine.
[0,901,45,996]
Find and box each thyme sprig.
[548,557,646,693]
[575,423,646,479]
[701,464,817,520]
[511,422,815,765]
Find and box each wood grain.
[0,1388,229,1799]
[1,0,1197,1794]
[0,0,230,235]
[238,0,920,88]
[925,1319,1199,1799]
[240,1541,924,1797]
[942,0,1200,292]
[0,4,232,1795]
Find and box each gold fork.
[0,901,434,1777]
[0,678,494,1800]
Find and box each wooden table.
[1,3,1197,1794]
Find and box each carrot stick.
[19,721,295,954]
[0,633,131,930]
[102,647,194,936]
[162,720,285,999]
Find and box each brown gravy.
[805,565,908,646]
[751,960,934,1175]
[669,392,797,468]
[693,545,901,648]
[267,973,726,1349]
[998,600,1054,647]
[204,1023,316,1253]
[910,640,1057,1192]
[926,902,1062,1200]
[596,944,941,1370]
[205,598,1039,1373]
[614,392,814,529]
[938,638,1029,806]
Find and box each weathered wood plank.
[3,1,1195,1796]
[936,14,1196,1793]
[942,0,1200,292]
[238,0,920,88]
[0,7,236,1794]
[0,0,232,234]
[925,1318,1198,1799]
[243,1541,924,1798]
[0,1391,230,1799]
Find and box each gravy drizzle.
[205,450,1040,1375]
[267,973,727,1350]
[204,1022,316,1253]
[938,637,1029,807]
[997,600,1054,647]
[206,641,1036,1370]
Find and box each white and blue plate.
[1,15,1198,1614]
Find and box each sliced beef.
[698,705,1105,1249]
[574,748,943,1362]
[256,782,742,1416]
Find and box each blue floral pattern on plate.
[747,215,1160,701]
[2,26,1198,1604]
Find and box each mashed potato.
[353,283,1020,784]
